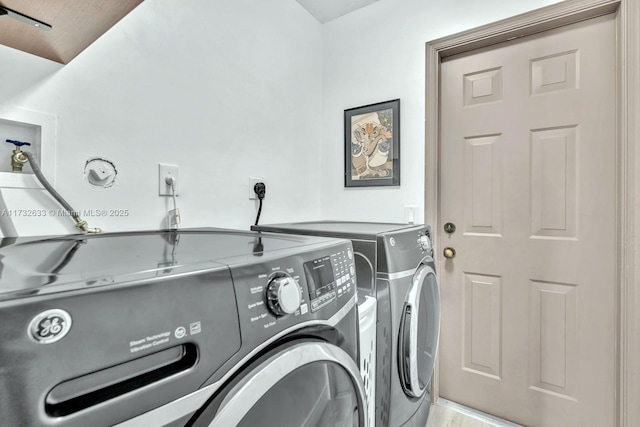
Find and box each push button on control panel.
[311,290,337,311]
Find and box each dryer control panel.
[378,225,433,273]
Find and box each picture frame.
[344,99,400,187]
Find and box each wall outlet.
[249,176,265,200]
[159,163,179,196]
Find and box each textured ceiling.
[0,0,143,63]
[296,0,380,23]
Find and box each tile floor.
[425,399,522,427]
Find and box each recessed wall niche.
[0,106,56,189]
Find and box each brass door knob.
[443,247,456,259]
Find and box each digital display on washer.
[303,256,336,300]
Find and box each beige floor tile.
[427,403,481,427]
[425,400,520,427]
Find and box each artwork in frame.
[344,99,400,187]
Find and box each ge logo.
[28,309,72,344]
[390,237,396,247]
[39,317,63,337]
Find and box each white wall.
[1,0,322,236]
[320,0,562,224]
[0,0,566,237]
[0,46,61,102]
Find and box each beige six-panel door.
[438,13,616,427]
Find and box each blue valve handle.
[5,139,31,147]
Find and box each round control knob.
[419,235,432,252]
[266,276,301,316]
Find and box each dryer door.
[398,263,441,398]
[190,341,368,427]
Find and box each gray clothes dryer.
[252,221,441,427]
[0,229,368,427]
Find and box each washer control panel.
[327,247,355,308]
[232,242,356,340]
[304,255,336,312]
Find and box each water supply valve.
[6,139,31,172]
[3,140,102,234]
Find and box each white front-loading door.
[438,13,616,427]
[398,263,440,398]
[190,341,368,427]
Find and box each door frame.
[424,1,640,426]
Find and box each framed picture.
[344,99,400,187]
